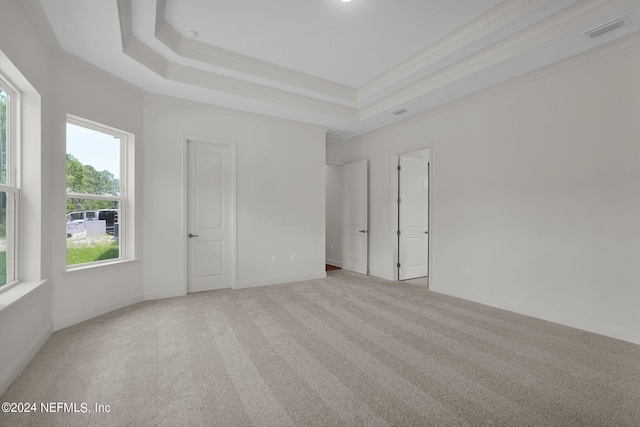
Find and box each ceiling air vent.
[584,17,625,39]
[391,108,407,116]
[327,129,355,139]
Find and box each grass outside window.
[66,233,119,266]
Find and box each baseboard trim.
[368,269,393,281]
[237,272,327,289]
[53,293,143,331]
[144,288,185,301]
[435,288,640,345]
[0,321,53,396]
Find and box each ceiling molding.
[153,0,547,105]
[144,93,331,135]
[117,0,169,76]
[12,0,144,101]
[152,0,555,105]
[165,63,359,120]
[176,38,357,102]
[356,0,551,101]
[58,0,639,136]
[154,0,356,102]
[360,0,638,120]
[355,29,640,142]
[117,0,358,121]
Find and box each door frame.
[182,135,237,293]
[390,145,432,282]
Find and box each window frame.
[65,115,133,270]
[0,74,20,291]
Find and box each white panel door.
[342,160,368,274]
[399,156,428,280]
[187,141,232,292]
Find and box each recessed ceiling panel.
[34,0,640,139]
[164,0,502,86]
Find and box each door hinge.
[397,230,401,236]
[397,197,401,203]
[397,262,401,268]
[397,165,401,171]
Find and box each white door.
[187,141,233,292]
[398,155,429,280]
[342,160,368,274]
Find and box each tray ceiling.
[37,0,640,138]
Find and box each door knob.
[188,233,199,238]
[359,230,367,233]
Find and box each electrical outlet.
[464,266,471,275]
[272,256,277,264]
[290,254,295,262]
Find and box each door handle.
[359,230,367,233]
[424,231,429,234]
[188,233,199,238]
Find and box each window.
[0,76,18,288]
[66,116,133,268]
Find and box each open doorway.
[394,148,429,283]
[325,163,343,271]
[325,160,369,275]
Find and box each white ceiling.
[37,0,640,139]
[163,0,502,87]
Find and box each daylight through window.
[0,78,18,288]
[66,117,130,267]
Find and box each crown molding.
[359,0,637,120]
[14,0,144,101]
[356,0,549,101]
[118,0,358,121]
[354,29,640,142]
[153,0,546,104]
[144,92,331,134]
[165,63,359,120]
[116,0,637,126]
[155,0,356,102]
[117,0,168,77]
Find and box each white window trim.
[0,74,20,292]
[65,115,135,272]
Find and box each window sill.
[0,280,48,314]
[64,259,139,277]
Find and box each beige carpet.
[1,270,639,426]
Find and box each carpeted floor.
[1,270,639,426]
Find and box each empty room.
[1,0,639,426]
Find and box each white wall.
[0,0,145,332]
[0,0,147,394]
[340,36,640,344]
[2,0,636,401]
[143,95,327,298]
[325,164,343,267]
[0,0,46,396]
[0,0,52,396]
[2,0,330,396]
[49,58,145,329]
[326,137,350,165]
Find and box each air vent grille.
[585,17,625,39]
